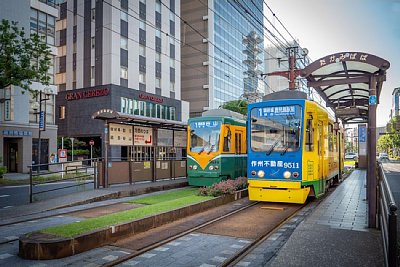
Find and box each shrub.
[0,166,7,178]
[198,177,248,197]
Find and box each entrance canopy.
[301,52,390,124]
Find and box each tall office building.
[0,0,58,173]
[55,0,189,157]
[391,87,400,119]
[181,0,265,117]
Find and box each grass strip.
[128,187,198,205]
[41,195,213,238]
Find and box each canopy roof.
[301,52,390,124]
[92,109,187,131]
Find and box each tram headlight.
[209,166,214,170]
[214,166,219,170]
[251,171,256,176]
[283,171,291,179]
[257,170,265,178]
[189,165,193,170]
[193,165,198,170]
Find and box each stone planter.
[19,189,248,260]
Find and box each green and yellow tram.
[187,109,247,186]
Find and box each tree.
[220,99,248,116]
[0,19,51,93]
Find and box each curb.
[19,190,248,260]
[0,181,188,226]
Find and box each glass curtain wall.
[213,0,264,108]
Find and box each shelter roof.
[92,109,187,131]
[301,52,390,124]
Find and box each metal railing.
[29,159,98,203]
[377,162,398,267]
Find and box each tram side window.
[328,124,333,152]
[305,119,314,151]
[223,127,231,152]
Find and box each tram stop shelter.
[92,109,187,189]
[300,52,390,228]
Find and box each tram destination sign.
[257,106,296,117]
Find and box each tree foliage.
[0,19,51,92]
[219,99,248,116]
[378,115,400,156]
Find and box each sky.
[264,0,400,127]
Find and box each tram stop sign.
[89,140,94,146]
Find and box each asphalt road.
[0,181,94,209]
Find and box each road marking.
[3,206,13,209]
[0,253,13,260]
[0,195,10,198]
[4,236,18,240]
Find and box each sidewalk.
[0,178,188,225]
[268,169,384,266]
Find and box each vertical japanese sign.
[39,111,45,131]
[358,125,367,155]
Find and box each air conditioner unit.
[203,85,209,89]
[202,38,208,43]
[202,16,208,21]
[202,61,209,66]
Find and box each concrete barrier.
[19,190,248,260]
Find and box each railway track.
[104,200,308,267]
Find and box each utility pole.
[262,46,308,90]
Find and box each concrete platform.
[266,170,384,266]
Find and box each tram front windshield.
[250,105,302,153]
[190,121,221,153]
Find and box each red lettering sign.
[138,93,164,103]
[65,88,110,101]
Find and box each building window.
[120,66,128,79]
[139,45,145,56]
[73,70,76,82]
[170,82,175,92]
[91,37,95,49]
[73,42,77,53]
[91,8,95,21]
[156,78,161,88]
[121,36,128,50]
[170,11,175,21]
[73,15,77,26]
[139,72,146,84]
[170,58,175,68]
[59,106,65,119]
[91,66,95,79]
[140,0,146,4]
[121,11,128,22]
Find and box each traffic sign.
[58,149,67,158]
[369,95,377,105]
[89,140,94,146]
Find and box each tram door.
[235,131,244,177]
[317,121,324,194]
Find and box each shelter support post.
[367,75,377,228]
[103,120,109,188]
